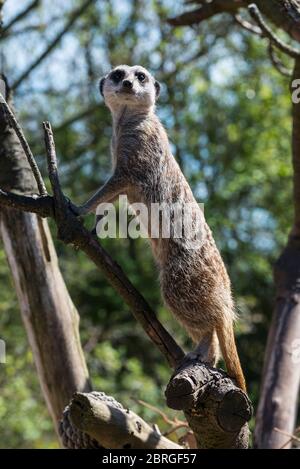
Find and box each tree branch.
[0,91,47,195]
[0,189,53,217]
[168,1,300,44]
[248,3,300,58]
[168,0,243,26]
[1,0,41,37]
[60,392,182,449]
[235,12,294,77]
[11,0,94,90]
[165,355,252,449]
[268,42,293,77]
[234,13,263,36]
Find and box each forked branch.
[248,4,300,59]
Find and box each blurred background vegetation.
[0,0,295,448]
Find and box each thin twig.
[234,14,262,36]
[135,399,179,426]
[275,427,300,449]
[268,42,292,77]
[164,423,189,437]
[248,3,300,59]
[43,121,66,213]
[11,0,94,90]
[135,398,189,437]
[0,23,47,40]
[0,91,47,195]
[1,0,40,37]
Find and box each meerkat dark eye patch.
[110,69,125,83]
[136,72,146,82]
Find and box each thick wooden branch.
[61,392,181,449]
[168,0,243,26]
[0,190,53,217]
[165,355,252,449]
[168,1,300,44]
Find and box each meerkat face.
[99,65,160,112]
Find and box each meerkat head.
[99,65,160,113]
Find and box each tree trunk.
[254,58,300,449]
[0,83,91,439]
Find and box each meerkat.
[72,65,246,392]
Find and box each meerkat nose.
[123,80,133,89]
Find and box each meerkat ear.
[154,80,161,98]
[99,77,106,97]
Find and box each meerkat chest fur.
[112,107,202,258]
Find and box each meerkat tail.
[216,317,247,392]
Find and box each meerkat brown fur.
[73,65,246,392]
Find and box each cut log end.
[165,356,252,448]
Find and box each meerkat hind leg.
[191,329,220,367]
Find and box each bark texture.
[169,1,300,43]
[165,356,252,449]
[65,392,182,450]
[0,86,91,436]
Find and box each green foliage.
[0,0,295,447]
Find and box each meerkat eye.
[110,69,125,83]
[136,72,146,83]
